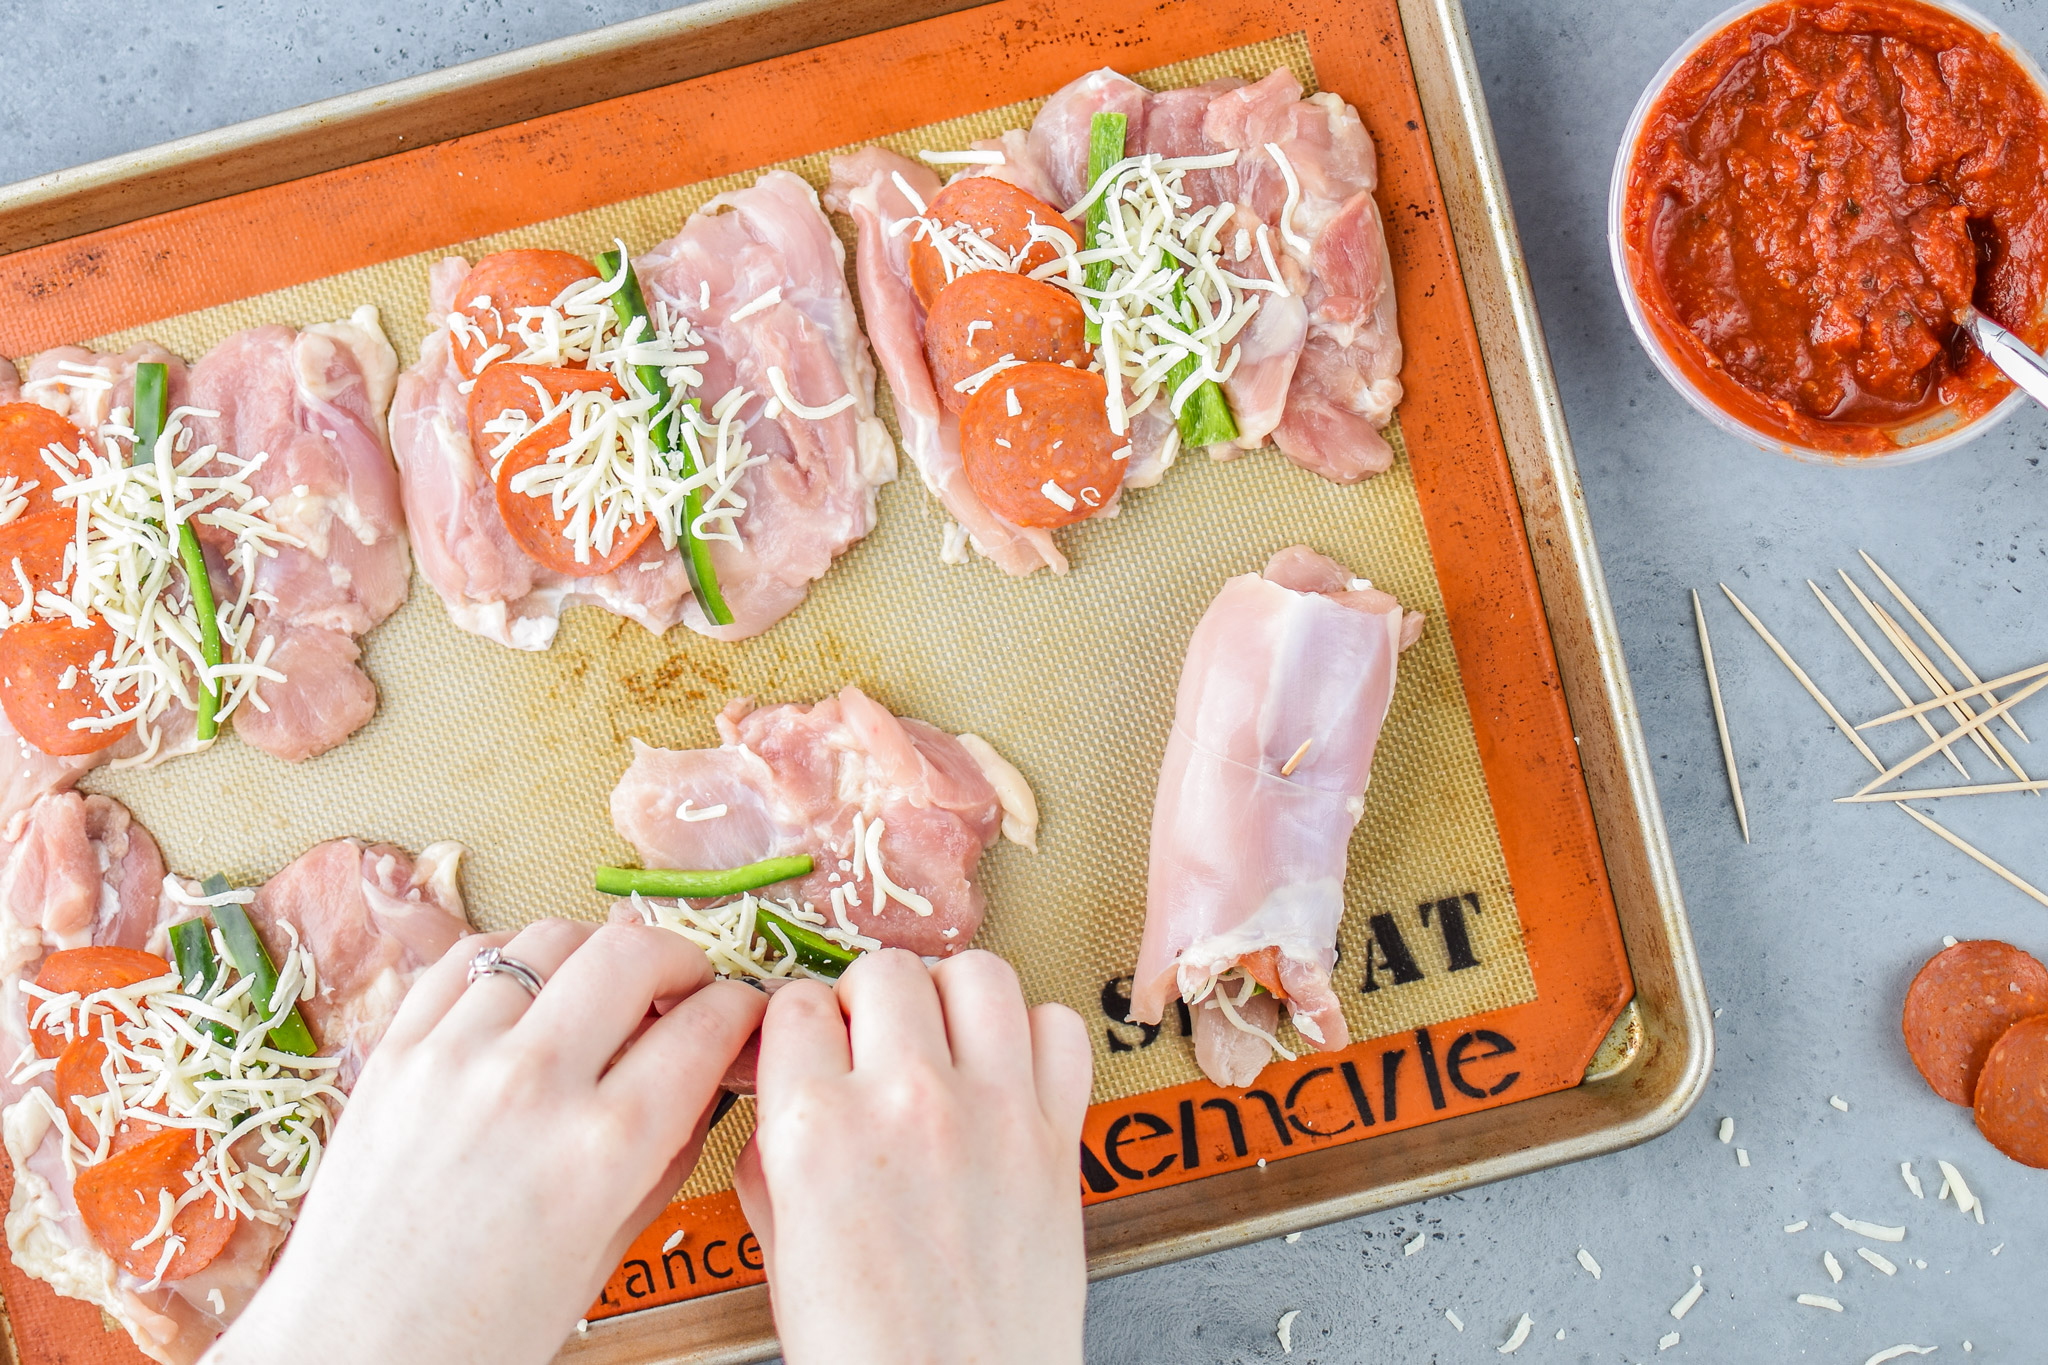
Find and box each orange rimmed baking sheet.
[0,0,1631,1357]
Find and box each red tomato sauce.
[1624,0,2048,453]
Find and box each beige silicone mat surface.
[75,33,1535,1200]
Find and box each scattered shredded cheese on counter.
[1717,1116,1733,1143]
[1445,1309,1464,1332]
[1936,1160,1981,1222]
[1901,1162,1924,1198]
[1830,1212,1905,1242]
[1858,1247,1897,1275]
[1825,1250,1844,1283]
[1276,1309,1299,1354]
[1830,1095,1850,1112]
[1796,1294,1844,1312]
[1496,1313,1532,1354]
[1575,1248,1601,1279]
[1403,1232,1425,1256]
[1785,1220,1809,1233]
[1659,1331,1680,1351]
[1670,1281,1704,1318]
[1737,1148,1750,1167]
[1863,1348,1936,1365]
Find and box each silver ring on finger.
[467,945,546,999]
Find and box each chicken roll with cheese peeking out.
[1130,546,1423,1087]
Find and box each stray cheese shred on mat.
[1576,1247,1601,1279]
[1497,1313,1533,1354]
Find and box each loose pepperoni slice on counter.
[1901,940,2048,1105]
[450,249,599,379]
[28,947,174,1057]
[0,404,81,522]
[1974,1013,2048,1168]
[466,361,622,459]
[925,272,1091,415]
[959,362,1125,530]
[907,178,1083,312]
[0,617,134,760]
[75,1127,236,1280]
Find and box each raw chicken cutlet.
[0,314,410,819]
[610,685,1037,961]
[824,65,1402,578]
[0,790,467,1364]
[1131,546,1422,1086]
[389,171,894,651]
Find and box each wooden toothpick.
[1862,550,2030,744]
[1808,580,1970,782]
[1279,738,1312,777]
[1719,584,1885,772]
[1858,659,2048,729]
[1850,674,2048,798]
[1693,589,1750,843]
[1894,802,2048,909]
[1836,778,2048,802]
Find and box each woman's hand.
[735,948,1092,1365]
[209,918,765,1365]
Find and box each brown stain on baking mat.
[0,0,1631,1354]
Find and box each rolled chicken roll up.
[1132,546,1423,1086]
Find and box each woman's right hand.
[734,948,1092,1365]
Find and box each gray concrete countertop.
[5,2,2043,1361]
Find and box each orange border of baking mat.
[0,0,1630,1350]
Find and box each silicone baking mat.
[0,0,1631,1351]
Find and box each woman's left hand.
[208,917,765,1365]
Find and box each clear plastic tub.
[1607,0,2048,466]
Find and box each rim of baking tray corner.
[1605,0,2048,468]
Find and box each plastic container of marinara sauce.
[1608,0,2048,465]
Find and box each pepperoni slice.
[466,361,621,460]
[0,616,134,758]
[1902,940,2048,1105]
[925,273,1090,416]
[907,178,1083,312]
[0,404,81,522]
[28,947,174,1057]
[450,250,599,379]
[0,510,76,599]
[959,362,1125,529]
[493,386,660,577]
[54,1035,111,1143]
[1973,1013,2048,1168]
[74,1127,235,1281]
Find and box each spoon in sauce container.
[1960,306,2048,412]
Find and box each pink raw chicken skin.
[824,67,1402,582]
[610,686,1033,958]
[185,309,411,762]
[0,792,469,1364]
[0,319,408,822]
[1131,546,1424,1087]
[388,171,894,650]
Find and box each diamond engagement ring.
[467,945,546,999]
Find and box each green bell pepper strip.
[750,902,858,978]
[167,916,237,1049]
[593,248,734,627]
[134,363,223,740]
[209,878,318,1056]
[1082,113,1128,345]
[594,856,813,901]
[1163,279,1240,448]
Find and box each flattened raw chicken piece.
[0,794,469,1363]
[390,172,892,649]
[1131,546,1423,1086]
[1002,67,1402,479]
[825,150,1069,577]
[185,308,410,761]
[611,685,1035,957]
